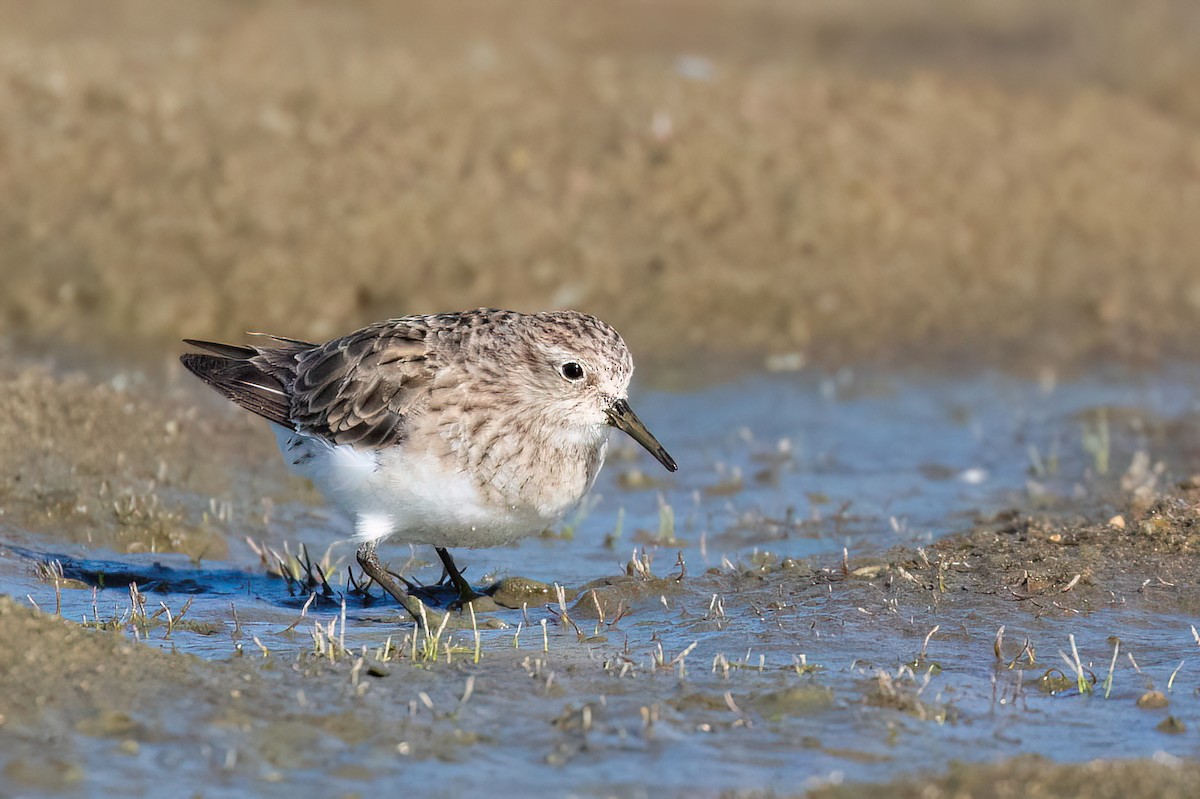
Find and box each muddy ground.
[9,501,1200,798]
[4,1,1200,796]
[6,357,1200,796]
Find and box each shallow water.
[4,366,1200,796]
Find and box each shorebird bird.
[181,308,676,622]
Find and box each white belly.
[270,425,559,547]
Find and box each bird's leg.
[356,541,441,627]
[436,547,484,606]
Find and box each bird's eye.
[560,362,585,381]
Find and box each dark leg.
[357,541,440,627]
[436,547,483,605]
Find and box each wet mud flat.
[4,358,1200,796]
[5,491,1200,797]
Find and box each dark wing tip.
[179,351,208,375]
[178,352,292,427]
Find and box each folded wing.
[180,322,432,449]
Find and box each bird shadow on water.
[1,539,556,639]
[6,543,337,608]
[0,540,499,653]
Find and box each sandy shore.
[2,1,1200,372]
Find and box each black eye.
[560,362,585,381]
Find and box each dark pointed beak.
[606,398,677,472]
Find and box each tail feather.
[179,352,293,427]
[182,339,258,359]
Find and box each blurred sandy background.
[2,0,1200,373]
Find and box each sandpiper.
[181,308,676,622]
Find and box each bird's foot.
[356,544,505,628]
[435,547,487,609]
[355,543,442,628]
